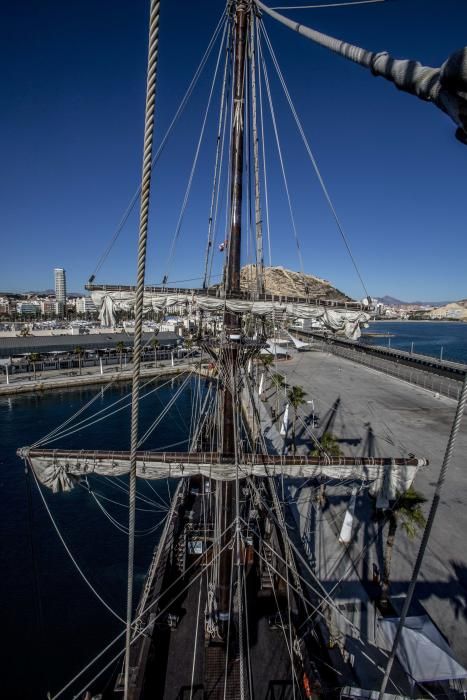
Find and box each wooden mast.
[217,0,249,636]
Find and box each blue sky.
[1,0,466,301]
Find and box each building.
[54,268,67,316]
[40,298,56,316]
[16,302,39,316]
[76,296,97,316]
[0,297,12,317]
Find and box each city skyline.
[1,0,466,301]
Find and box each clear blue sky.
[1,0,466,301]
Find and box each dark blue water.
[0,375,205,699]
[360,321,467,364]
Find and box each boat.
[16,1,467,699]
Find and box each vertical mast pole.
[218,0,249,637]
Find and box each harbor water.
[361,321,467,364]
[1,374,206,699]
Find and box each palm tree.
[74,346,84,376]
[115,341,125,371]
[287,385,307,455]
[184,338,193,358]
[151,337,160,367]
[310,432,342,506]
[29,352,40,381]
[380,486,427,605]
[271,372,286,417]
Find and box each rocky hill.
[425,300,467,321]
[240,265,351,301]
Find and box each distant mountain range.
[376,296,453,308]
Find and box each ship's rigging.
[17,1,467,699]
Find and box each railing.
[315,339,463,401]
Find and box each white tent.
[377,616,467,683]
[287,332,311,350]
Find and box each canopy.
[377,616,467,683]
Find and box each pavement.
[258,349,467,671]
[0,358,201,396]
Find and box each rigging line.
[203,21,232,288]
[137,371,193,447]
[163,19,228,280]
[259,20,371,300]
[250,8,265,292]
[271,0,384,9]
[379,373,467,699]
[256,16,273,267]
[239,484,359,630]
[248,495,301,688]
[42,372,184,445]
[29,461,125,625]
[31,380,114,448]
[67,532,236,700]
[257,23,305,275]
[90,8,227,280]
[91,490,169,536]
[79,482,166,513]
[104,474,168,509]
[143,478,170,508]
[189,575,203,700]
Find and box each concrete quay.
[0,360,197,396]
[260,348,467,669]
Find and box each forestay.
[91,290,369,339]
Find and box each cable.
[89,8,227,280]
[257,25,305,274]
[271,0,384,8]
[29,461,125,624]
[163,19,228,281]
[259,19,371,300]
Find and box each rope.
[203,22,232,288]
[29,461,125,625]
[90,8,227,280]
[163,19,228,281]
[256,17,273,267]
[257,27,305,275]
[125,1,161,696]
[378,372,467,699]
[271,0,384,8]
[249,8,265,293]
[259,19,371,299]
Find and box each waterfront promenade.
[261,348,467,666]
[0,358,197,396]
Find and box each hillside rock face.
[239,265,351,301]
[426,301,467,321]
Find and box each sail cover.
[25,452,424,499]
[91,291,369,340]
[377,616,467,683]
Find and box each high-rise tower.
[54,267,67,316]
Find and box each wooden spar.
[19,447,428,469]
[84,283,365,309]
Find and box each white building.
[17,301,39,315]
[76,296,97,315]
[54,268,67,316]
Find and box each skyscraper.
[54,268,67,316]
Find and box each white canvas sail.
[91,290,369,340]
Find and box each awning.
[377,615,467,683]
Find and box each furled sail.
[21,448,426,502]
[90,290,369,339]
